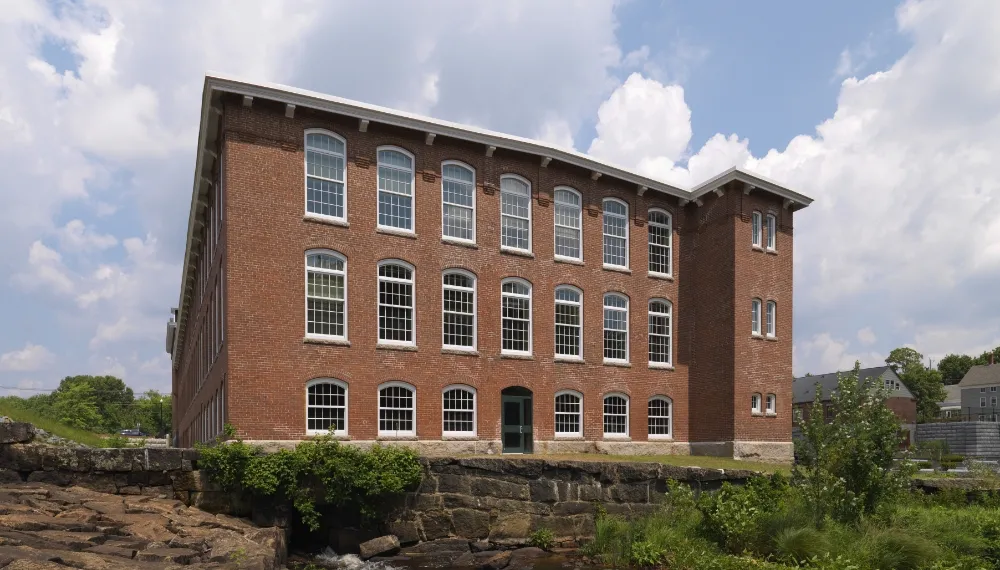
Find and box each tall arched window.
[554,187,582,261]
[647,209,672,276]
[500,175,531,252]
[766,300,776,338]
[442,270,476,350]
[554,286,582,359]
[378,261,414,345]
[751,298,762,336]
[554,390,582,437]
[501,279,532,354]
[442,162,475,242]
[603,293,629,362]
[377,147,415,232]
[442,385,476,436]
[379,382,415,436]
[306,379,347,435]
[648,396,672,439]
[648,299,672,367]
[751,211,763,247]
[305,250,346,339]
[305,130,346,221]
[766,213,777,250]
[602,198,629,268]
[603,393,629,437]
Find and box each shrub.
[628,540,665,568]
[941,454,965,463]
[940,460,959,471]
[773,526,830,564]
[102,434,131,448]
[697,475,789,554]
[528,528,555,550]
[915,461,932,470]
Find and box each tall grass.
[0,401,106,447]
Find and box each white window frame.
[648,299,672,368]
[378,381,416,437]
[647,209,672,278]
[441,160,476,244]
[603,393,630,438]
[766,213,777,251]
[305,249,348,341]
[603,293,629,364]
[647,396,672,440]
[766,300,776,338]
[305,378,348,436]
[553,186,582,262]
[766,393,776,415]
[751,211,763,248]
[554,389,583,438]
[991,396,997,408]
[602,198,630,270]
[500,174,532,253]
[752,393,762,414]
[442,384,477,437]
[377,259,415,346]
[304,129,347,223]
[981,397,987,408]
[751,298,762,336]
[992,387,998,392]
[442,269,477,351]
[376,146,416,234]
[554,285,583,361]
[500,277,532,356]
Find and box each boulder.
[402,537,471,554]
[359,534,401,560]
[508,546,546,570]
[479,550,512,570]
[0,422,35,444]
[135,546,199,563]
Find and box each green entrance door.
[501,388,533,454]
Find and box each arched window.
[751,393,762,414]
[442,385,476,436]
[766,213,777,250]
[500,175,531,252]
[602,198,629,268]
[647,209,672,276]
[766,393,776,415]
[554,187,582,261]
[305,130,346,221]
[443,270,476,350]
[751,298,762,335]
[554,390,582,437]
[648,396,672,439]
[442,162,475,242]
[305,250,346,339]
[751,211,763,248]
[377,147,415,232]
[378,261,414,345]
[501,278,532,354]
[603,293,629,362]
[603,393,629,437]
[554,286,582,359]
[379,382,416,436]
[306,379,347,435]
[648,299,672,367]
[766,300,776,338]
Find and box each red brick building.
[166,74,813,461]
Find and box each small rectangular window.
[981,397,987,407]
[751,299,762,335]
[992,387,998,392]
[751,394,761,414]
[766,213,777,250]
[751,212,762,247]
[766,394,776,414]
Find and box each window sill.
[442,348,479,356]
[602,264,631,274]
[603,435,631,441]
[377,227,417,239]
[751,412,764,417]
[441,237,478,249]
[765,336,779,342]
[648,272,674,281]
[554,356,585,364]
[766,248,778,255]
[648,362,675,370]
[648,435,674,441]
[376,343,418,352]
[376,435,418,441]
[750,333,764,340]
[441,435,478,441]
[303,336,351,347]
[303,214,349,228]
[554,435,584,441]
[306,432,350,440]
[751,245,764,252]
[554,256,584,266]
[765,412,778,418]
[604,360,632,368]
[501,353,534,360]
[501,246,534,258]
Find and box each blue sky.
[0,0,998,395]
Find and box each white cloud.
[0,343,55,372]
[535,117,576,150]
[14,241,75,296]
[57,219,118,252]
[857,327,878,346]
[794,333,884,376]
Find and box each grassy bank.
[0,401,107,447]
[460,452,790,474]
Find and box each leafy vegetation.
[529,528,555,550]
[0,400,106,447]
[197,429,422,531]
[937,346,1000,385]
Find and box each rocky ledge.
[0,483,285,569]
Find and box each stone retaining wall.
[916,422,1000,458]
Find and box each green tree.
[52,382,103,430]
[52,375,134,433]
[974,346,1000,366]
[937,353,976,385]
[132,390,172,436]
[885,347,946,422]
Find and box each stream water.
[309,547,602,570]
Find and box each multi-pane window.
[751,298,762,335]
[306,380,347,435]
[500,176,531,251]
[554,188,582,260]
[766,394,776,415]
[603,394,629,437]
[751,211,762,247]
[306,251,346,339]
[442,386,476,435]
[378,262,414,344]
[379,383,415,436]
[555,391,582,436]
[443,271,475,349]
[648,299,672,366]
[766,213,777,250]
[305,131,346,220]
[501,279,531,354]
[752,393,762,414]
[603,293,628,362]
[766,301,776,337]
[603,199,628,267]
[442,162,475,242]
[377,148,414,231]
[648,397,672,438]
[648,210,672,276]
[554,286,582,358]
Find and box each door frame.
[501,388,533,454]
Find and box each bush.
[697,475,789,554]
[941,454,965,463]
[940,460,959,471]
[773,526,830,564]
[528,528,554,550]
[915,461,932,470]
[102,434,132,448]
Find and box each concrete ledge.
[690,441,793,464]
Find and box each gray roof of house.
[792,366,908,404]
[957,364,1000,388]
[941,384,962,407]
